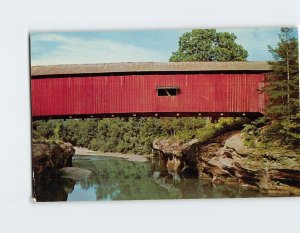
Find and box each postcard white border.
[0,0,299,232]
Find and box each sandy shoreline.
[74,146,150,162]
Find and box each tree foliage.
[33,117,247,154]
[266,28,299,119]
[243,27,299,149]
[169,29,248,62]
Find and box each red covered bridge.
[31,62,271,120]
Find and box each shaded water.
[34,155,266,201]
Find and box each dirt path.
[74,146,149,162]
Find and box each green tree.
[170,29,248,62]
[266,27,299,119]
[260,27,299,148]
[51,121,63,141]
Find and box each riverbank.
[152,130,300,196]
[74,146,149,162]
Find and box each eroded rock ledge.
[32,139,75,176]
[153,131,300,196]
[153,137,200,175]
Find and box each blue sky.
[30,27,298,65]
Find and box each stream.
[33,154,267,201]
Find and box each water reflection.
[33,176,76,202]
[33,155,265,201]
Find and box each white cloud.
[31,33,167,65]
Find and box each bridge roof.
[31,61,271,76]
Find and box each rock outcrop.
[199,132,300,195]
[32,139,94,201]
[153,138,199,157]
[152,131,300,196]
[32,140,75,176]
[153,138,200,175]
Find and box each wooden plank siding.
[31,72,266,119]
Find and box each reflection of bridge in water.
[31,62,271,120]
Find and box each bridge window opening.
[156,87,179,96]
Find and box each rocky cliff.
[153,131,300,196]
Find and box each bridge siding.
[31,73,266,117]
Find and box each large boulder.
[224,133,249,155]
[60,167,92,181]
[32,140,75,175]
